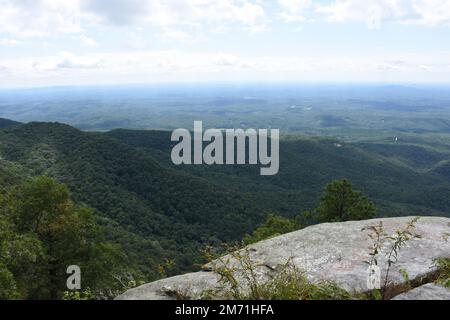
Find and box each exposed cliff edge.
[116,216,450,300]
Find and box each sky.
[0,0,449,88]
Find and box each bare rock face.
[392,283,450,300]
[116,216,450,300]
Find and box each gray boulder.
[116,216,450,300]
[392,283,450,300]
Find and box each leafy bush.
[243,214,301,245]
[434,257,450,288]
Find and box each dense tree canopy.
[1,121,449,299]
[0,176,128,299]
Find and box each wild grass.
[202,245,353,300]
[434,257,450,289]
[202,218,445,300]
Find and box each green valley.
[1,118,449,298]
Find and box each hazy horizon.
[2,81,450,92]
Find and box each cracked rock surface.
[116,216,450,300]
[392,283,450,300]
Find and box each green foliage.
[434,257,450,288]
[63,288,95,300]
[0,261,20,299]
[0,197,43,299]
[157,258,177,278]
[362,289,383,300]
[1,121,450,295]
[0,122,277,279]
[243,214,301,245]
[363,217,420,299]
[203,246,353,300]
[382,218,420,291]
[316,179,376,222]
[0,176,129,299]
[399,268,411,291]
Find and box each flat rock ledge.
[116,216,450,300]
[392,283,450,300]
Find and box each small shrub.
[243,214,300,245]
[203,245,353,300]
[434,257,450,288]
[63,288,95,300]
[363,217,420,299]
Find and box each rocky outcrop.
[116,216,450,300]
[392,283,450,300]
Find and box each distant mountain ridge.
[0,118,21,129]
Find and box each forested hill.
[1,121,450,281]
[0,118,21,129]
[106,128,450,215]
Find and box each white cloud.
[79,34,98,47]
[0,0,84,38]
[158,27,203,44]
[31,52,103,71]
[0,38,25,46]
[316,0,450,28]
[1,0,449,45]
[407,0,450,26]
[0,0,268,48]
[1,49,449,87]
[316,0,410,29]
[1,0,450,87]
[81,0,266,30]
[278,0,312,22]
[55,52,103,69]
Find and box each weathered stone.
[116,216,450,300]
[392,283,450,300]
[116,272,221,300]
